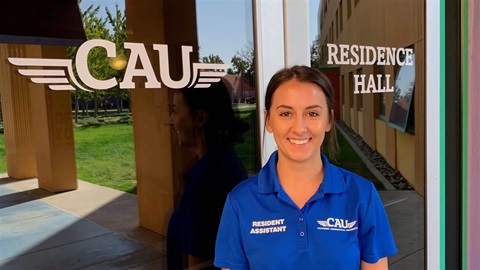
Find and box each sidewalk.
[0,175,166,269]
[0,174,424,269]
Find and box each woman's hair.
[180,80,250,149]
[264,65,339,160]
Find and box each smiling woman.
[214,66,397,270]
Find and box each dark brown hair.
[180,80,249,149]
[264,65,339,160]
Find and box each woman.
[168,80,249,270]
[214,66,397,269]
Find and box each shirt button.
[299,217,304,222]
[300,231,305,237]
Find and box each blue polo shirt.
[214,151,397,270]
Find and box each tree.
[229,42,254,76]
[106,4,129,113]
[68,2,111,119]
[229,43,255,90]
[311,35,321,69]
[202,54,224,64]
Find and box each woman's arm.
[361,258,389,270]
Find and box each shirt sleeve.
[358,184,398,263]
[214,195,250,270]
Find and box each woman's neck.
[276,154,325,208]
[277,155,324,182]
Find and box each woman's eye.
[279,112,292,117]
[307,111,319,117]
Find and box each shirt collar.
[258,151,346,195]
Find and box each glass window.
[357,68,363,111]
[335,10,339,39]
[388,50,415,132]
[340,0,343,32]
[349,71,354,108]
[347,0,352,18]
[376,65,386,119]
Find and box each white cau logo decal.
[317,218,357,232]
[8,39,229,91]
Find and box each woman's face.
[265,80,332,164]
[170,92,196,148]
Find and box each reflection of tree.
[202,54,224,64]
[393,86,401,101]
[202,54,226,72]
[68,1,128,121]
[229,43,255,88]
[106,4,129,114]
[68,2,110,120]
[311,35,321,69]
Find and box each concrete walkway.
[0,174,424,269]
[0,175,166,269]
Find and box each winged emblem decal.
[8,58,92,92]
[7,39,229,92]
[188,63,229,88]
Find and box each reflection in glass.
[195,0,258,175]
[388,52,415,132]
[167,81,249,269]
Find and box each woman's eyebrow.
[305,105,323,110]
[275,104,323,110]
[276,105,293,110]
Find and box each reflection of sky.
[79,0,320,65]
[395,55,415,96]
[79,0,125,24]
[309,0,321,43]
[196,0,253,64]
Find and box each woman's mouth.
[288,138,310,145]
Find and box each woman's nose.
[292,115,307,133]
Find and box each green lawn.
[0,119,383,193]
[74,123,137,193]
[0,135,6,173]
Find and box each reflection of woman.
[214,66,397,270]
[168,80,249,270]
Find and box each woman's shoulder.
[333,164,376,192]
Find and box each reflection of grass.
[0,135,6,173]
[324,130,384,190]
[74,123,137,193]
[234,107,259,174]
[0,120,381,191]
[0,124,137,193]
[234,125,257,174]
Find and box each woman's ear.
[195,110,209,128]
[264,110,273,133]
[326,109,334,132]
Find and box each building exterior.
[318,0,425,196]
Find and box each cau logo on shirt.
[8,39,229,92]
[317,217,358,232]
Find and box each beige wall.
[396,131,415,186]
[375,119,387,157]
[358,111,363,137]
